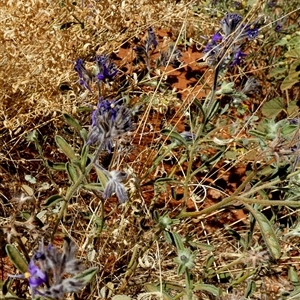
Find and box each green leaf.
[47,161,66,171]
[281,124,298,136]
[289,266,300,287]
[74,267,98,284]
[280,60,300,91]
[215,81,235,95]
[43,194,64,207]
[80,144,89,171]
[196,243,214,251]
[194,283,222,297]
[246,206,281,259]
[245,280,256,298]
[95,166,109,187]
[171,232,185,251]
[274,36,288,47]
[161,129,188,148]
[285,48,300,59]
[66,162,80,183]
[63,113,83,133]
[55,135,77,161]
[269,66,287,79]
[5,245,28,273]
[287,100,298,116]
[80,128,88,142]
[193,98,206,119]
[261,97,284,118]
[82,183,104,191]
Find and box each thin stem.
[51,142,104,241]
[185,269,193,300]
[177,169,300,219]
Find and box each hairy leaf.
[55,135,77,161]
[5,245,28,273]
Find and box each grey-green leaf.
[194,283,222,297]
[66,162,80,183]
[55,135,77,161]
[5,245,28,273]
[246,206,281,259]
[80,144,89,171]
[261,97,284,118]
[161,129,188,148]
[43,194,64,207]
[74,267,98,284]
[63,113,83,133]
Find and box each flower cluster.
[74,54,118,91]
[133,27,158,69]
[204,13,260,67]
[95,55,118,82]
[10,238,91,299]
[102,169,128,203]
[87,98,134,152]
[74,59,92,92]
[157,44,183,68]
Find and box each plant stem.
[177,169,300,219]
[185,269,193,300]
[51,143,104,241]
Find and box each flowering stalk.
[9,238,96,299]
[52,98,134,238]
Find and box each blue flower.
[267,0,277,8]
[27,260,47,295]
[212,32,223,42]
[91,98,118,126]
[9,259,47,297]
[242,24,259,39]
[145,27,158,52]
[87,98,134,151]
[221,13,243,36]
[230,49,247,66]
[275,22,282,32]
[102,170,128,203]
[74,59,92,91]
[9,239,91,299]
[95,55,118,82]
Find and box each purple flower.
[74,59,92,91]
[230,49,247,66]
[212,32,223,42]
[157,45,182,68]
[91,98,118,126]
[242,24,259,39]
[145,27,158,53]
[267,0,277,7]
[95,55,118,82]
[9,239,93,299]
[27,260,47,294]
[275,22,282,32]
[221,13,243,36]
[87,98,134,151]
[102,170,128,203]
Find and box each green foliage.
[245,205,281,260]
[55,135,77,161]
[5,245,28,273]
[271,34,300,91]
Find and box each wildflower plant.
[2,1,300,300]
[7,238,97,299]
